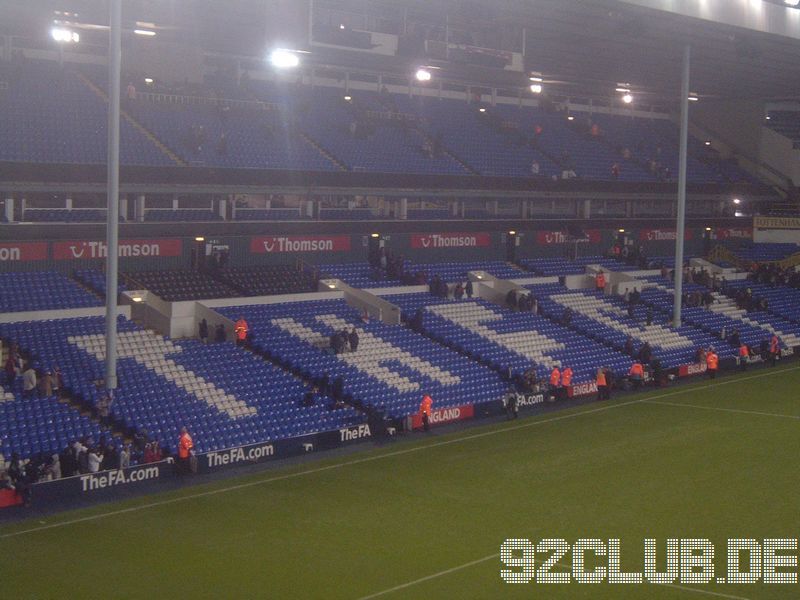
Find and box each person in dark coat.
[198,318,209,344]
[348,328,359,352]
[465,279,474,298]
[215,323,226,343]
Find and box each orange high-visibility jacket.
[561,367,573,387]
[550,368,561,387]
[629,363,644,377]
[739,344,749,358]
[234,319,249,341]
[420,395,433,416]
[770,336,779,353]
[596,371,607,386]
[596,273,606,289]
[706,353,718,370]
[178,432,193,459]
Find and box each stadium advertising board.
[536,230,601,245]
[567,381,598,398]
[679,363,708,377]
[31,461,168,505]
[0,242,48,262]
[638,229,693,241]
[715,227,752,240]
[753,216,800,230]
[53,239,182,260]
[250,235,352,253]
[411,403,475,429]
[409,233,491,249]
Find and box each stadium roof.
[3,0,800,102]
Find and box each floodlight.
[479,107,486,112]
[344,95,351,101]
[51,27,79,43]
[622,93,633,104]
[134,29,156,37]
[131,296,143,303]
[144,77,153,84]
[195,236,205,242]
[705,227,712,232]
[370,233,380,238]
[529,84,543,94]
[415,68,432,82]
[733,198,741,205]
[567,115,575,121]
[508,230,516,236]
[704,140,712,146]
[270,49,300,68]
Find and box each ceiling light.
[618,229,626,233]
[705,227,712,232]
[529,84,543,94]
[704,140,712,146]
[733,198,741,205]
[131,296,143,303]
[567,115,575,121]
[195,236,205,242]
[133,29,156,37]
[144,77,153,84]
[370,233,380,238]
[270,49,300,68]
[344,95,351,101]
[479,107,486,113]
[622,93,633,104]
[508,230,516,235]
[415,68,432,82]
[529,76,543,82]
[766,115,771,120]
[615,87,630,93]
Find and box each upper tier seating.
[729,243,800,263]
[406,208,452,220]
[124,270,238,301]
[319,264,402,289]
[0,271,102,313]
[214,265,318,296]
[234,208,304,220]
[767,111,800,146]
[144,209,223,222]
[0,316,363,457]
[22,209,118,223]
[0,60,173,166]
[385,292,632,384]
[520,256,629,276]
[318,208,376,220]
[217,299,507,419]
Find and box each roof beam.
[617,0,800,41]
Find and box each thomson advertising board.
[250,235,352,254]
[0,242,48,262]
[409,232,491,249]
[53,239,182,260]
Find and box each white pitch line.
[1,365,798,540]
[642,399,800,421]
[357,553,500,600]
[356,553,753,600]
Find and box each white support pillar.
[4,196,13,222]
[399,197,408,220]
[119,195,128,220]
[65,196,73,210]
[218,196,227,220]
[460,201,466,219]
[493,199,499,216]
[20,196,26,218]
[134,194,145,222]
[172,195,179,210]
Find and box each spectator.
[4,354,16,385]
[769,334,780,367]
[611,162,621,180]
[215,323,227,343]
[198,318,209,344]
[504,387,518,420]
[119,444,131,469]
[561,366,573,400]
[97,392,113,423]
[739,343,749,371]
[596,367,608,401]
[22,363,37,398]
[645,307,653,326]
[465,279,474,299]
[302,387,316,407]
[87,447,103,473]
[52,365,63,398]
[348,328,359,353]
[38,370,53,398]
[453,282,464,300]
[531,160,540,176]
[101,443,118,471]
[59,443,77,477]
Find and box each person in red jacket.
[629,361,644,389]
[178,426,194,473]
[596,271,606,292]
[769,334,780,367]
[739,343,750,371]
[419,395,433,431]
[706,349,719,379]
[560,366,573,401]
[234,317,249,346]
[549,367,561,401]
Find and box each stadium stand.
[0,272,103,313]
[0,316,365,460]
[234,208,304,220]
[123,270,238,301]
[22,209,117,223]
[217,298,508,420]
[214,265,318,296]
[385,292,632,384]
[144,209,223,222]
[73,269,127,299]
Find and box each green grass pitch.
[1,364,799,599]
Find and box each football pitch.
[1,364,799,599]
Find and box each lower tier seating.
[0,271,103,313]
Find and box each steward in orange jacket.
[419,395,433,431]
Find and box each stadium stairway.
[297,131,349,171]
[76,73,186,167]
